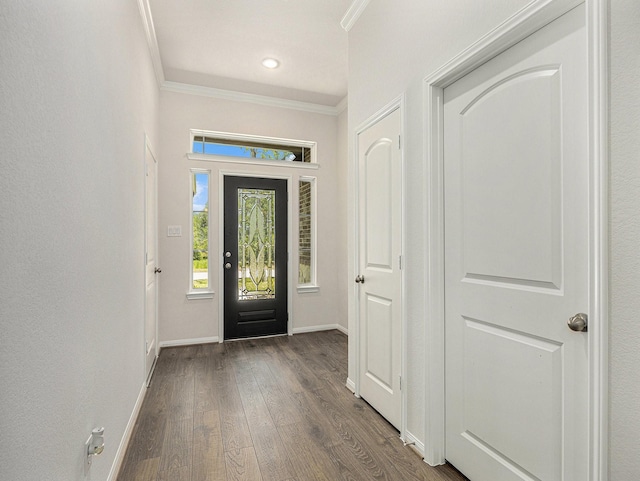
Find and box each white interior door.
[444,5,588,480]
[357,107,402,429]
[144,141,158,385]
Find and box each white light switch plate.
[167,225,182,237]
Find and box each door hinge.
[399,255,402,270]
[398,135,401,149]
[399,375,402,390]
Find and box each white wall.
[609,0,640,478]
[348,0,640,475]
[0,1,158,480]
[157,91,347,343]
[347,0,531,445]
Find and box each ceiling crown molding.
[335,96,348,114]
[162,81,342,116]
[341,0,371,32]
[137,0,165,86]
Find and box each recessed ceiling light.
[262,58,280,69]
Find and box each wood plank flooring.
[117,330,467,481]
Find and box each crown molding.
[341,0,371,32]
[336,96,348,114]
[162,81,342,116]
[137,0,165,87]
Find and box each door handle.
[225,262,232,270]
[568,313,588,332]
[355,275,365,284]
[154,267,162,274]
[224,251,232,258]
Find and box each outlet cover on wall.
[167,225,182,237]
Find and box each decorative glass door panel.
[224,177,287,340]
[238,188,276,300]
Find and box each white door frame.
[352,95,408,440]
[422,0,609,478]
[217,170,294,342]
[143,134,159,384]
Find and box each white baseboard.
[335,324,348,335]
[346,377,356,393]
[158,336,219,348]
[292,323,348,335]
[107,383,147,481]
[158,328,346,348]
[403,430,426,458]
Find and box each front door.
[444,5,588,480]
[223,176,288,340]
[356,107,402,429]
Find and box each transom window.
[190,130,315,165]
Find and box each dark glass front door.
[224,176,288,339]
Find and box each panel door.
[357,108,402,429]
[224,176,288,340]
[144,142,158,384]
[444,6,588,481]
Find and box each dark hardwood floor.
[117,330,467,481]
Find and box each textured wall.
[157,91,347,343]
[609,0,640,478]
[0,1,159,480]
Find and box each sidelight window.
[190,170,210,293]
[298,177,317,291]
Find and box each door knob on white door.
[568,312,588,332]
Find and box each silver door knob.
[225,262,232,270]
[568,313,588,332]
[224,251,232,258]
[355,275,365,284]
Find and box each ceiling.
[147,0,351,107]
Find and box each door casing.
[422,0,609,478]
[352,95,407,440]
[218,171,293,342]
[143,135,158,385]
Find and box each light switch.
[167,225,182,237]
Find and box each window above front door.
[187,130,318,170]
